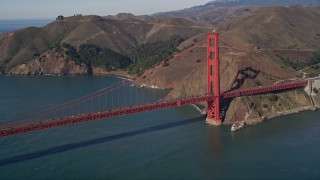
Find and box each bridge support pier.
[206,118,222,126]
[206,98,222,126]
[206,32,222,126]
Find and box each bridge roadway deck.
[0,80,308,138]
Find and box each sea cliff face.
[8,50,87,76]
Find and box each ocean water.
[0,76,320,179]
[0,19,52,34]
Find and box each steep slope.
[139,6,320,124]
[0,15,211,75]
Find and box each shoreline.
[2,70,135,80]
[225,105,317,126]
[92,69,135,81]
[188,101,318,127]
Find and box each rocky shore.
[228,106,317,131]
[191,101,317,132]
[231,121,246,132]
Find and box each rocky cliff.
[8,49,87,76]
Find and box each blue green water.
[0,76,320,179]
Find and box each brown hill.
[136,6,320,124]
[219,6,320,51]
[0,15,211,74]
[137,6,320,88]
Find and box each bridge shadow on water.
[0,116,204,167]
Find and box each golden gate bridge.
[0,33,308,138]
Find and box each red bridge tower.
[206,32,222,126]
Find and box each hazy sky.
[0,0,210,19]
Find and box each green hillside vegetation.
[310,51,320,65]
[61,36,184,75]
[303,51,320,77]
[63,43,131,74]
[276,51,320,72]
[128,36,184,74]
[276,54,307,71]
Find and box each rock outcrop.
[8,49,87,76]
[224,89,312,124]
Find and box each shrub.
[128,36,184,74]
[311,65,319,70]
[250,102,255,109]
[162,61,169,67]
[297,73,303,78]
[308,73,318,78]
[255,80,262,86]
[310,51,320,66]
[313,87,319,93]
[269,95,278,102]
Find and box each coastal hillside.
[137,6,320,88]
[137,6,320,123]
[0,15,211,75]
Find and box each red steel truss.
[0,80,307,138]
